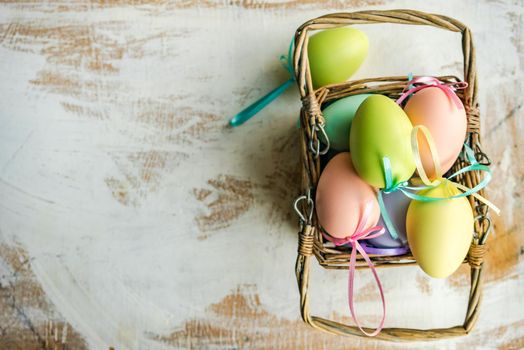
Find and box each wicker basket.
[293,10,493,341]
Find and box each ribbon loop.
[408,125,500,215]
[377,123,500,241]
[229,39,295,127]
[321,201,386,337]
[396,76,468,109]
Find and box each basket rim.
[293,9,490,341]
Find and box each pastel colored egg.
[308,27,368,89]
[406,180,474,278]
[350,95,416,188]
[316,153,380,239]
[404,87,467,178]
[322,94,373,151]
[367,190,410,248]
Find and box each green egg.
[308,27,368,89]
[322,94,373,151]
[349,95,416,188]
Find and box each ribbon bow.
[321,202,386,337]
[378,125,500,240]
[396,76,468,108]
[229,39,295,127]
[408,125,500,212]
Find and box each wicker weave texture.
[294,10,492,341]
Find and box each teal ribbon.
[407,72,414,90]
[377,157,424,240]
[377,144,495,240]
[229,39,295,127]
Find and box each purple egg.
[367,190,410,248]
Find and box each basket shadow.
[228,113,301,236]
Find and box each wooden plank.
[0,0,522,349]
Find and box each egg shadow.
[223,101,306,238]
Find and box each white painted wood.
[0,1,522,349]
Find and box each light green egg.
[308,27,368,89]
[349,95,416,188]
[322,94,373,151]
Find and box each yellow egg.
[406,180,473,278]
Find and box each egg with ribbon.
[350,95,416,188]
[322,94,373,151]
[367,190,410,249]
[403,80,468,178]
[316,152,380,239]
[406,180,474,278]
[308,27,368,89]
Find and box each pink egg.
[316,153,380,239]
[404,87,467,178]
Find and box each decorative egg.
[322,94,373,151]
[316,153,380,239]
[308,27,368,88]
[406,180,473,278]
[350,95,416,188]
[367,190,410,248]
[404,87,467,178]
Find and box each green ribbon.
[378,142,499,241]
[378,157,425,240]
[383,155,493,203]
[407,72,414,90]
[229,39,295,127]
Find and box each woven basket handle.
[295,224,485,340]
[292,9,477,109]
[294,10,484,340]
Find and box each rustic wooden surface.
[0,1,522,349]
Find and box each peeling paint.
[415,273,432,294]
[0,0,385,11]
[106,150,188,206]
[193,175,254,237]
[0,244,88,349]
[0,0,522,348]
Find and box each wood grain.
[0,0,522,349]
[0,244,87,349]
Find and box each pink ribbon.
[321,202,386,337]
[396,76,468,108]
